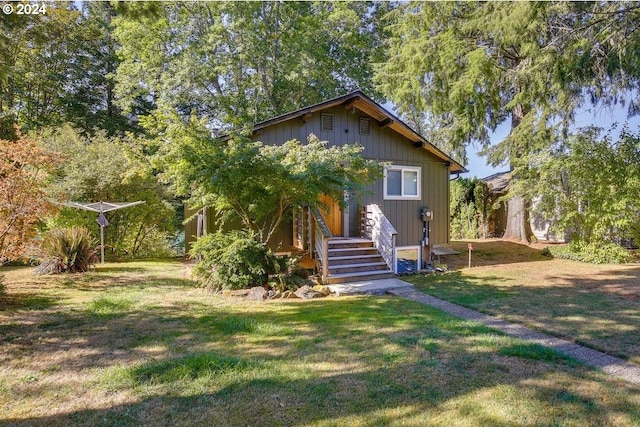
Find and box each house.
[482,171,569,242]
[186,91,467,283]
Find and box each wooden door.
[319,193,343,236]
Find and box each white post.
[100,224,105,264]
[100,201,105,264]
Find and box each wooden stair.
[323,238,394,284]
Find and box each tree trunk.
[503,194,533,241]
[502,103,533,242]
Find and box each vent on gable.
[321,113,334,131]
[359,117,371,135]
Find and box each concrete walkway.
[388,287,640,386]
[327,277,414,296]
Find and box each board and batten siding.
[255,105,451,247]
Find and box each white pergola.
[62,201,145,264]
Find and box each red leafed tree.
[0,132,60,264]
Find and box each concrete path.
[388,287,640,386]
[327,278,414,296]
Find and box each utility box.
[420,207,433,222]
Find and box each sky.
[466,104,640,179]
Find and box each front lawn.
[1,261,639,426]
[408,240,640,363]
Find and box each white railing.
[363,204,397,272]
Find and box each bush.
[35,227,98,274]
[268,255,310,292]
[190,231,277,291]
[549,241,633,264]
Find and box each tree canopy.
[113,1,388,130]
[162,119,383,244]
[0,131,60,263]
[375,1,640,241]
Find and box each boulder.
[281,290,298,299]
[247,286,268,301]
[312,285,332,296]
[294,285,324,299]
[267,290,282,299]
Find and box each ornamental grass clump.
[35,226,98,274]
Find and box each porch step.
[327,254,384,265]
[324,270,395,285]
[328,239,374,249]
[329,261,389,275]
[327,247,379,257]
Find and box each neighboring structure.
[186,91,467,282]
[482,171,568,242]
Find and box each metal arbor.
[61,201,145,263]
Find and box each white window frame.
[383,165,421,200]
[394,245,421,274]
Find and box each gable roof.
[252,91,467,174]
[482,171,511,193]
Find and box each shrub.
[35,227,98,274]
[268,255,310,292]
[549,241,633,264]
[190,231,277,291]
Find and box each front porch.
[293,205,400,284]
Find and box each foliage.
[450,178,493,239]
[0,3,137,136]
[268,255,310,293]
[113,2,389,129]
[558,3,640,109]
[529,126,640,247]
[375,2,580,164]
[35,226,98,274]
[163,119,383,244]
[375,2,640,241]
[190,230,308,292]
[190,231,277,291]
[40,125,178,258]
[548,242,633,265]
[0,131,60,264]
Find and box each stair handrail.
[363,204,397,272]
[310,206,331,279]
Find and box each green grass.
[407,240,640,363]
[86,295,135,317]
[1,260,639,426]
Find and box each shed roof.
[252,91,467,174]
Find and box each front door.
[319,193,343,236]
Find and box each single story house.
[186,91,467,283]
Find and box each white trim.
[383,165,421,200]
[394,245,421,274]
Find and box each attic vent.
[321,113,334,131]
[359,117,371,135]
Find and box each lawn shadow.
[3,262,640,426]
[408,267,640,363]
[3,352,639,427]
[0,292,57,312]
[544,264,640,301]
[438,240,552,270]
